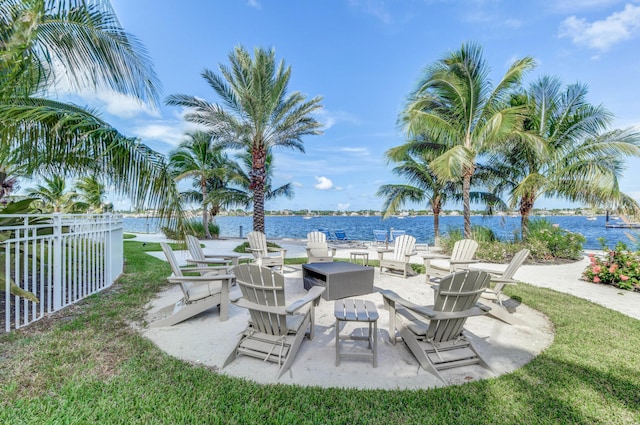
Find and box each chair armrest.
[180,265,232,274]
[377,248,394,253]
[185,258,232,265]
[232,298,288,315]
[490,277,519,285]
[267,247,286,253]
[286,286,326,313]
[167,273,235,283]
[422,253,450,260]
[427,304,491,320]
[380,289,436,319]
[449,259,480,265]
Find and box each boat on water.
[586,214,597,221]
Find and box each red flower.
[620,275,629,281]
[594,276,601,283]
[592,266,601,273]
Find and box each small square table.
[334,299,379,367]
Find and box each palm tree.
[486,76,640,237]
[400,42,536,238]
[378,143,460,245]
[75,176,107,213]
[0,0,184,227]
[168,131,239,239]
[166,46,323,232]
[26,175,78,213]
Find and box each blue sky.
[71,0,640,212]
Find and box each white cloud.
[339,147,369,154]
[337,203,350,210]
[559,4,640,51]
[131,122,189,147]
[314,176,334,190]
[292,181,303,188]
[314,108,360,130]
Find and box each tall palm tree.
[0,0,184,227]
[26,175,78,213]
[400,42,536,238]
[168,131,239,239]
[486,76,640,237]
[166,46,323,232]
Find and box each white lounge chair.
[305,231,336,263]
[377,234,417,278]
[151,243,235,327]
[246,231,286,271]
[422,239,479,283]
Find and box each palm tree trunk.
[253,183,265,233]
[520,192,535,239]
[201,178,211,239]
[432,197,441,246]
[462,170,473,239]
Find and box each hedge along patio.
[0,241,639,424]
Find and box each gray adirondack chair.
[377,234,417,278]
[305,231,336,263]
[223,264,325,378]
[246,231,286,270]
[423,239,479,282]
[381,269,492,382]
[151,243,235,328]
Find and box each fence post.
[52,214,62,310]
[105,214,123,285]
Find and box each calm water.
[123,215,639,250]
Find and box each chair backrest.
[233,264,288,336]
[161,242,183,277]
[247,231,267,259]
[185,235,207,267]
[392,234,416,260]
[502,249,530,280]
[334,229,347,240]
[317,229,332,240]
[428,270,490,343]
[451,239,478,261]
[373,230,387,243]
[306,231,328,257]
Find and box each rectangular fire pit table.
[302,262,374,301]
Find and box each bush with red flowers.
[582,240,640,291]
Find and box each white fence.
[1,214,123,333]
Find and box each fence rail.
[1,214,123,333]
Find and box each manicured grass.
[1,241,639,424]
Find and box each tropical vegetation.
[391,43,640,243]
[399,42,536,239]
[166,45,323,233]
[0,0,185,229]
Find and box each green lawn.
[1,241,639,424]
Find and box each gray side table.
[334,298,379,367]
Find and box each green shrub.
[582,241,640,291]
[161,220,219,240]
[233,241,281,253]
[526,218,584,260]
[440,218,584,263]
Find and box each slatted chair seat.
[381,269,492,382]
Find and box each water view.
[123,214,638,250]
